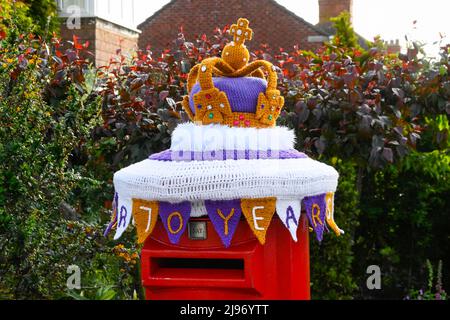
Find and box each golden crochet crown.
[181,18,285,128]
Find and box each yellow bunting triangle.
[241,197,276,245]
[325,192,344,236]
[132,199,159,244]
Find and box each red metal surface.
[141,214,310,300]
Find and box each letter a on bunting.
[132,199,159,244]
[276,199,301,242]
[241,197,276,245]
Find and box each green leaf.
[96,286,117,300]
[67,290,89,300]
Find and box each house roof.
[267,0,329,37]
[137,0,330,37]
[137,0,178,30]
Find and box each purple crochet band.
[148,149,308,162]
[189,77,267,114]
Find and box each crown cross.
[230,18,252,45]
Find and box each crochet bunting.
[303,194,326,242]
[205,199,242,248]
[132,199,159,244]
[241,197,276,245]
[276,199,301,242]
[104,192,118,237]
[325,192,344,236]
[108,195,341,246]
[113,196,132,240]
[159,201,191,244]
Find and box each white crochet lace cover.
[114,158,338,202]
[113,124,339,217]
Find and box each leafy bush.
[0,19,139,299]
[0,0,58,39]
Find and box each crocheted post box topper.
[181,18,284,129]
[107,18,342,247]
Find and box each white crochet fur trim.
[113,158,338,205]
[191,200,207,217]
[170,123,296,152]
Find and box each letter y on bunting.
[205,199,242,247]
[241,197,276,245]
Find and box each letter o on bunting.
[159,201,191,244]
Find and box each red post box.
[141,214,310,300]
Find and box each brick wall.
[138,0,329,53]
[60,17,97,61]
[59,17,139,67]
[386,39,401,54]
[95,18,139,67]
[318,0,353,24]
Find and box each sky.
[133,0,450,57]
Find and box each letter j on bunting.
[303,194,326,242]
[205,199,242,247]
[241,198,276,245]
[132,199,159,244]
[159,201,191,244]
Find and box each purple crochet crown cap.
[188,76,268,115]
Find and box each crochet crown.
[181,18,285,128]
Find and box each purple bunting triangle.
[205,199,242,248]
[159,201,191,244]
[303,194,327,242]
[104,192,118,237]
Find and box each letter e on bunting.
[276,199,301,242]
[159,201,191,244]
[132,199,159,244]
[205,199,242,248]
[241,197,276,245]
[303,194,326,242]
